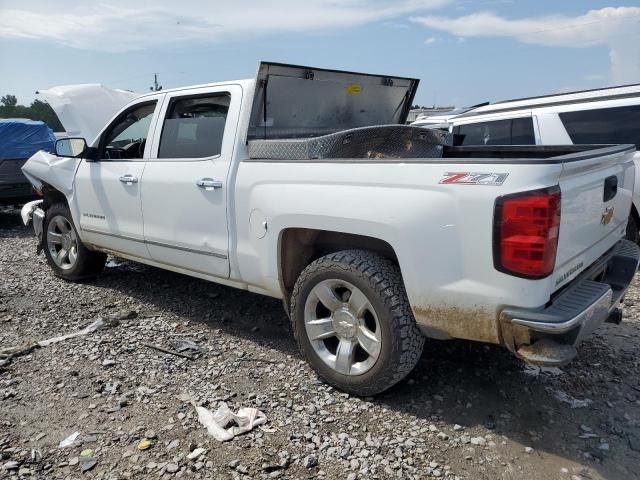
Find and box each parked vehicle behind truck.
[0,119,55,204]
[20,63,640,395]
[426,84,640,243]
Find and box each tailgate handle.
[603,175,618,202]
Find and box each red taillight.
[494,186,561,279]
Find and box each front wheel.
[43,203,106,281]
[290,250,425,396]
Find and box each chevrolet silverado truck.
[20,62,640,395]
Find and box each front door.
[141,85,241,278]
[75,97,164,259]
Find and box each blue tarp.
[0,119,56,160]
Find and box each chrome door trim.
[81,227,228,259]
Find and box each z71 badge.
[439,172,509,186]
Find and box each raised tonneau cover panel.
[247,125,451,160]
[247,62,419,140]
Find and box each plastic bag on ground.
[195,401,267,442]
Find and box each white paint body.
[22,79,636,346]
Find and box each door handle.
[119,174,138,184]
[603,175,618,202]
[196,178,223,190]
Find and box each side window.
[559,105,640,147]
[100,102,157,160]
[453,117,535,146]
[454,120,511,146]
[158,93,230,159]
[510,117,535,145]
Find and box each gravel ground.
[1,206,640,480]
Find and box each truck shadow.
[92,258,640,479]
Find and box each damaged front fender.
[21,150,81,196]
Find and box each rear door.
[141,85,242,278]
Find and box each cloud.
[425,36,437,44]
[411,7,640,83]
[0,0,450,52]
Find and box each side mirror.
[55,137,88,158]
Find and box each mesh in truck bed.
[247,125,452,160]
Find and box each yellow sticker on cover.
[346,84,362,95]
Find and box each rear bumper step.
[500,239,640,366]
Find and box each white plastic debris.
[20,200,43,226]
[523,365,563,377]
[187,447,207,460]
[195,402,267,442]
[553,390,593,408]
[38,318,113,347]
[58,432,80,448]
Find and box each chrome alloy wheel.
[46,215,78,270]
[304,279,382,375]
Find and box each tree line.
[0,94,64,132]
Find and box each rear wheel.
[626,213,639,245]
[43,203,106,281]
[290,249,424,396]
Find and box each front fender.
[21,150,81,196]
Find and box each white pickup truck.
[21,62,640,395]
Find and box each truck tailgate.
[553,144,636,290]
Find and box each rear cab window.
[453,117,535,146]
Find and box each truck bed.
[246,124,632,162]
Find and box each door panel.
[75,95,164,258]
[141,160,229,276]
[75,160,148,257]
[141,85,242,278]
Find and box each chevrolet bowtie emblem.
[601,206,614,226]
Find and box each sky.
[0,0,639,108]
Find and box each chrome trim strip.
[145,238,228,258]
[81,227,228,259]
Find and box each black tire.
[43,203,106,281]
[626,213,639,245]
[290,249,425,396]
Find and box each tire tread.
[290,249,424,396]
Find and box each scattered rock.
[470,437,486,446]
[303,455,318,468]
[79,456,97,472]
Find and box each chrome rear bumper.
[500,239,640,366]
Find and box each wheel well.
[41,184,68,210]
[279,228,399,304]
[631,204,640,226]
